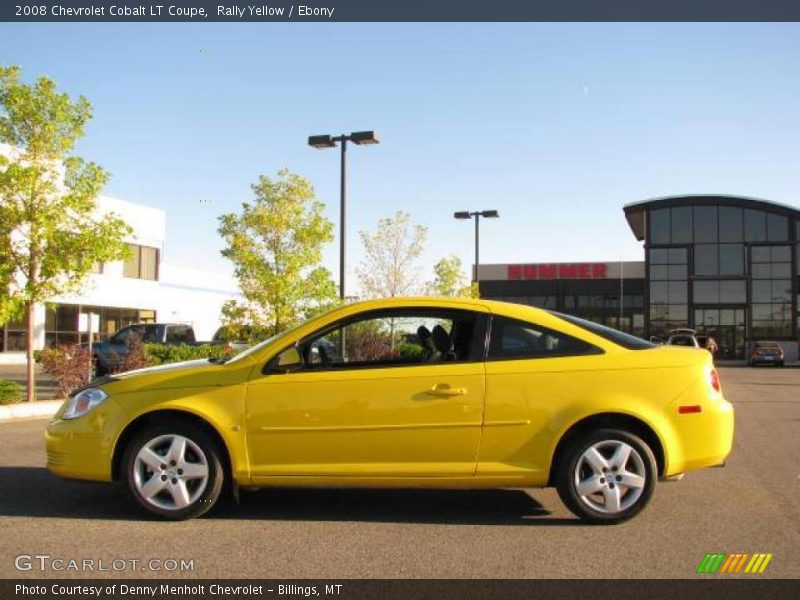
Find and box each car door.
[245,308,487,479]
[478,314,606,481]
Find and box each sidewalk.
[0,360,62,420]
[0,399,62,420]
[0,362,58,400]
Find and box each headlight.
[63,388,108,420]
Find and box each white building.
[1,194,240,357]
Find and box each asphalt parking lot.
[0,367,798,579]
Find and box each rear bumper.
[749,357,783,365]
[665,396,734,476]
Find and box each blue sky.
[1,23,799,289]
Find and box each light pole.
[308,130,379,301]
[454,210,499,290]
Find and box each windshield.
[549,311,656,350]
[221,332,284,365]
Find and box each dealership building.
[479,195,800,362]
[0,195,240,357]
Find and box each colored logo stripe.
[697,553,773,574]
[697,553,726,573]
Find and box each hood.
[95,358,250,395]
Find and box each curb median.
[0,399,63,421]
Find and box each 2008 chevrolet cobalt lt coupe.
[46,298,734,523]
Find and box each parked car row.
[84,323,246,376]
[650,329,786,367]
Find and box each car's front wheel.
[121,421,225,520]
[556,428,657,524]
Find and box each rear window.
[550,312,655,350]
[754,342,780,349]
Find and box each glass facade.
[645,198,798,359]
[480,278,646,339]
[1,304,157,351]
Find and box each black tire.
[556,428,657,525]
[121,420,226,520]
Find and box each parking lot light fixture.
[454,209,500,286]
[308,130,380,300]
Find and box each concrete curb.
[0,399,63,421]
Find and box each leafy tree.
[357,211,428,298]
[0,66,131,401]
[427,255,476,298]
[218,169,337,337]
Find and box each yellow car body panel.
[45,297,734,494]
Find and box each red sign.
[507,263,609,280]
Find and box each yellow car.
[45,298,734,524]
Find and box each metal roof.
[623,194,800,241]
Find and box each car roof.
[338,296,565,325]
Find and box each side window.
[301,310,480,369]
[487,316,600,360]
[142,326,161,343]
[167,325,194,344]
[114,325,141,344]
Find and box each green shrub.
[144,343,232,366]
[0,379,24,405]
[396,343,423,360]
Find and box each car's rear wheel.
[122,422,225,520]
[556,428,657,524]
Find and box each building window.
[671,206,693,244]
[694,244,718,276]
[744,209,767,242]
[719,244,744,276]
[649,209,671,244]
[750,245,792,339]
[693,280,746,304]
[649,246,688,334]
[766,213,788,242]
[718,206,743,242]
[123,244,159,281]
[693,206,718,243]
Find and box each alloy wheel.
[573,440,646,514]
[132,434,209,511]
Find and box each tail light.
[709,368,721,393]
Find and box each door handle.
[427,383,467,397]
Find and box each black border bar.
[4,579,800,600]
[4,1,800,22]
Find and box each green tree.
[357,211,428,298]
[218,169,337,337]
[427,255,476,298]
[0,66,131,401]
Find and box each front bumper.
[45,404,115,482]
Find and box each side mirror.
[266,346,302,374]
